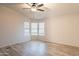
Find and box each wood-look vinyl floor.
[0,40,79,56]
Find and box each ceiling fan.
[24,3,45,12]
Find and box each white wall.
[0,6,30,48]
[46,13,79,47]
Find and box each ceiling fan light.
[31,8,37,11]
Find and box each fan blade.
[23,3,32,9]
[37,4,43,7]
[26,3,32,7]
[37,9,44,11]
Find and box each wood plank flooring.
[0,40,79,56]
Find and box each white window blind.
[24,22,45,36]
[39,23,45,36]
[24,22,30,36]
[31,23,38,35]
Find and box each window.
[24,22,30,36]
[39,23,45,36]
[24,22,45,36]
[31,23,38,35]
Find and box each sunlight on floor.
[24,41,48,56]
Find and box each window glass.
[31,23,38,35]
[39,23,45,36]
[24,22,30,36]
[24,22,45,36]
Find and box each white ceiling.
[0,3,48,19]
[0,3,79,19]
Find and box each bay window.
[24,22,45,36]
